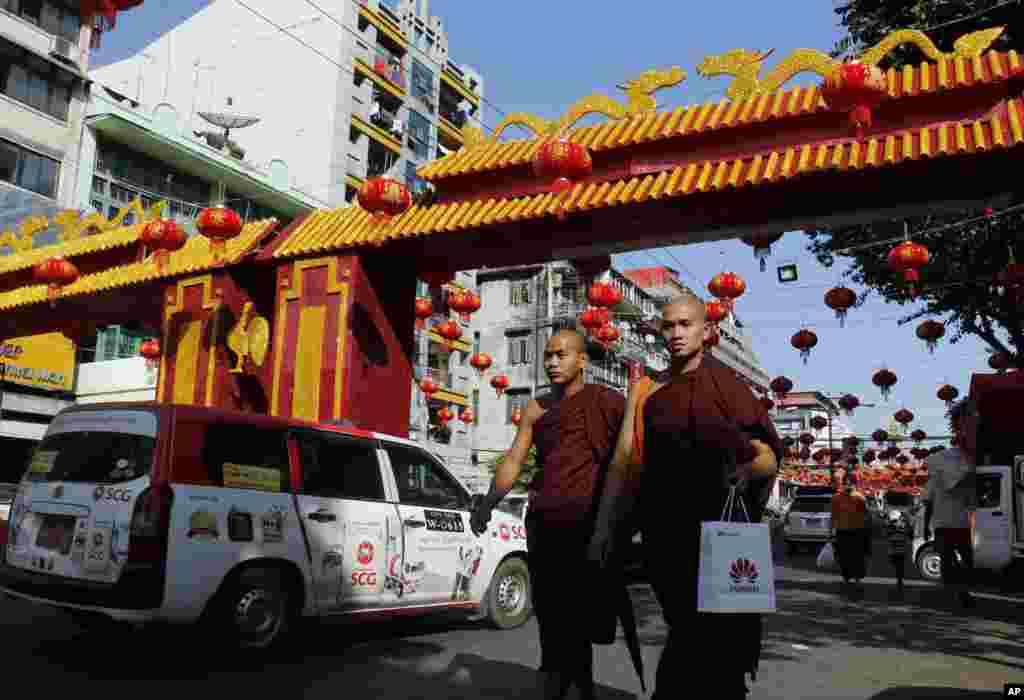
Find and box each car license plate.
[35,515,75,554]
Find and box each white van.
[1,403,532,648]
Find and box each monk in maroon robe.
[588,294,782,700]
[471,329,626,700]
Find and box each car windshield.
[22,431,155,485]
[791,499,831,513]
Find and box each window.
[790,498,830,513]
[0,37,74,121]
[0,138,58,198]
[977,474,1001,509]
[1,1,82,42]
[22,427,155,485]
[411,59,434,111]
[297,432,384,500]
[406,109,431,159]
[200,425,290,492]
[510,280,531,305]
[405,159,429,196]
[94,325,150,361]
[506,389,531,424]
[507,332,532,366]
[386,444,469,510]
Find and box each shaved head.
[661,292,707,322]
[544,329,589,387]
[550,328,587,355]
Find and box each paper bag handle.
[720,484,751,523]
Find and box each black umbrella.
[586,544,646,693]
[616,581,646,694]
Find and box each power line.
[919,0,1020,34]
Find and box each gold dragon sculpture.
[0,197,167,254]
[696,26,1004,102]
[460,65,687,147]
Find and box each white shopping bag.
[697,487,776,614]
[816,541,839,572]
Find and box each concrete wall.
[75,357,157,404]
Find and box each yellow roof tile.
[0,220,275,311]
[0,224,144,275]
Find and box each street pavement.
[1,533,1021,699]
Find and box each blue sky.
[91,1,1002,438]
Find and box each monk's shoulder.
[591,383,626,408]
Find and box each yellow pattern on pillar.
[164,274,221,405]
[293,305,326,421]
[173,320,201,404]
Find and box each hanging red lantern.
[140,219,187,271]
[490,374,510,398]
[824,286,857,328]
[872,429,889,446]
[532,137,592,194]
[707,271,746,310]
[587,281,622,309]
[896,454,909,466]
[760,396,774,412]
[705,300,728,325]
[837,394,860,415]
[579,306,611,334]
[469,352,493,376]
[809,415,828,431]
[799,447,811,461]
[887,240,930,298]
[419,376,440,398]
[357,177,412,223]
[915,320,945,355]
[770,376,793,401]
[872,368,898,400]
[813,449,828,465]
[33,256,79,307]
[196,205,243,261]
[420,271,455,288]
[740,232,783,272]
[863,449,877,464]
[139,338,161,369]
[989,351,1012,372]
[596,323,621,349]
[910,429,927,445]
[511,406,522,426]
[799,432,816,447]
[448,289,481,323]
[790,328,818,365]
[436,406,454,425]
[703,329,720,349]
[433,319,463,348]
[460,408,475,425]
[819,60,888,138]
[414,297,433,329]
[937,384,959,407]
[894,408,914,426]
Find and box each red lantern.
[915,320,945,355]
[469,352,493,376]
[799,447,811,461]
[740,232,783,272]
[420,271,455,288]
[139,338,161,369]
[770,376,793,401]
[760,396,774,412]
[872,429,889,446]
[872,368,898,400]
[33,256,79,307]
[937,384,959,407]
[824,286,857,328]
[597,323,620,349]
[887,240,930,298]
[433,319,462,348]
[414,297,433,330]
[511,407,522,426]
[863,449,876,464]
[196,205,243,261]
[790,329,818,365]
[810,415,828,431]
[357,177,411,223]
[837,394,859,415]
[707,271,745,310]
[705,300,728,325]
[813,449,827,465]
[140,219,186,271]
[490,374,510,398]
[587,282,622,309]
[989,351,1012,372]
[896,454,909,466]
[819,60,888,138]
[579,306,611,334]
[436,406,454,425]
[910,429,927,445]
[419,376,440,398]
[448,289,481,323]
[894,408,914,426]
[799,432,816,447]
[532,137,592,194]
[703,329,720,349]
[460,408,474,425]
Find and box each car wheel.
[486,557,532,630]
[222,567,292,650]
[916,545,942,582]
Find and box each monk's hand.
[587,527,612,568]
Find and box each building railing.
[365,46,405,90]
[443,60,480,96]
[439,105,467,129]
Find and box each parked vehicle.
[496,493,529,521]
[784,494,833,552]
[1,403,532,649]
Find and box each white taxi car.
[1,403,532,649]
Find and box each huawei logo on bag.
[729,557,759,583]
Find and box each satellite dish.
[197,111,260,143]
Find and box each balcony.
[357,0,408,51]
[438,105,466,148]
[354,45,407,97]
[441,61,480,106]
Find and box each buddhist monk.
[471,328,626,700]
[588,292,781,700]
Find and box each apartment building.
[773,391,856,459]
[88,0,485,208]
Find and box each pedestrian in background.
[886,509,912,598]
[831,478,869,590]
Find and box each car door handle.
[307,511,337,523]
[403,518,426,528]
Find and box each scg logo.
[93,487,131,502]
[351,571,377,586]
